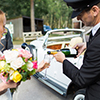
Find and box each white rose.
[4,50,19,63]
[27,61,33,71]
[11,57,25,70]
[8,69,14,75]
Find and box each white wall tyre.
[73,89,86,100]
[73,94,85,100]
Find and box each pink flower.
[17,48,32,59]
[2,55,5,60]
[0,73,10,83]
[32,61,38,69]
[24,58,28,62]
[0,57,3,60]
[0,55,5,60]
[18,54,23,57]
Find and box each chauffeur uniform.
[63,0,100,100]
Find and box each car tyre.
[73,89,85,100]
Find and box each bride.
[0,9,50,100]
[0,10,19,100]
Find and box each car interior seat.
[69,37,85,55]
[69,37,82,48]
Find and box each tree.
[0,0,73,29]
[30,0,35,32]
[34,0,73,29]
[0,0,30,19]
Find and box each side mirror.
[21,43,30,51]
[21,43,28,49]
[21,43,37,60]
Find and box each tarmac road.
[13,76,73,100]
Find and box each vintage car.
[21,28,91,100]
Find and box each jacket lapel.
[88,28,100,46]
[84,28,100,59]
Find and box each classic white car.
[21,28,91,100]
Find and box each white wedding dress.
[0,78,12,100]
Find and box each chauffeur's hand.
[72,42,86,57]
[53,52,66,63]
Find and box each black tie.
[89,31,93,42]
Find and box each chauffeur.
[54,0,100,100]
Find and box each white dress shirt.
[92,22,100,36]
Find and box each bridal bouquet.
[0,48,37,83]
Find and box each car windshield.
[48,31,81,42]
[46,30,84,50]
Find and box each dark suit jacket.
[63,28,100,100]
[0,28,13,52]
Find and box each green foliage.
[21,71,29,82]
[34,0,73,28]
[0,0,30,19]
[6,75,10,82]
[29,69,36,75]
[0,0,73,29]
[4,63,11,72]
[21,64,28,72]
[20,62,36,81]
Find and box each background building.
[6,16,44,39]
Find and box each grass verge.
[13,38,32,45]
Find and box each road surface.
[13,76,73,100]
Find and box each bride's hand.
[0,81,19,92]
[4,81,18,89]
[36,60,50,72]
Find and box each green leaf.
[6,75,10,82]
[21,64,28,72]
[28,69,36,75]
[21,71,28,82]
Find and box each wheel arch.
[66,82,80,95]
